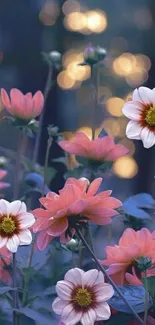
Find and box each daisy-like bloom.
[58,132,128,162]
[100,228,155,285]
[52,268,114,325]
[1,88,44,121]
[122,86,155,148]
[0,169,10,190]
[0,199,35,253]
[0,247,12,284]
[33,177,122,250]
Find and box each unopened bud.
[0,156,8,168]
[83,43,106,66]
[49,51,62,63]
[47,125,59,137]
[66,239,79,252]
[135,256,152,271]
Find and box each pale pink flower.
[122,86,155,148]
[100,228,155,285]
[58,132,128,162]
[0,169,10,189]
[33,177,122,250]
[0,247,12,284]
[52,268,114,325]
[1,88,44,121]
[0,199,35,253]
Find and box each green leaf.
[0,286,16,294]
[142,275,155,298]
[76,156,89,166]
[45,167,57,183]
[108,285,153,313]
[14,307,52,324]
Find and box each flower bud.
[47,125,59,137]
[83,43,106,65]
[49,51,62,64]
[135,256,152,271]
[0,157,8,168]
[66,239,79,252]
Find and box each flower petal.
[32,91,44,117]
[94,283,114,302]
[52,297,68,315]
[87,178,102,196]
[141,127,155,149]
[36,231,54,251]
[6,235,20,253]
[18,212,35,229]
[122,101,143,121]
[82,269,99,287]
[126,120,142,140]
[1,89,11,109]
[64,268,84,286]
[61,304,82,325]
[56,280,73,301]
[133,87,153,105]
[47,217,68,236]
[0,236,7,248]
[7,201,23,215]
[0,199,9,215]
[95,302,111,321]
[18,229,32,245]
[81,309,96,325]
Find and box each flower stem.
[13,253,17,325]
[75,226,144,325]
[22,137,52,306]
[13,133,24,200]
[91,64,99,140]
[144,271,149,325]
[33,65,53,164]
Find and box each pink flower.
[122,86,155,148]
[52,268,114,325]
[1,88,44,121]
[33,177,122,250]
[0,199,35,252]
[0,247,12,284]
[0,169,10,189]
[58,132,128,162]
[100,228,155,285]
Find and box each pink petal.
[95,302,111,321]
[94,283,114,302]
[0,236,7,248]
[47,217,68,236]
[10,88,25,116]
[99,197,122,209]
[125,272,142,285]
[59,184,82,207]
[62,304,82,325]
[122,101,143,121]
[36,231,53,251]
[52,297,68,315]
[58,140,89,156]
[56,280,73,301]
[126,120,142,140]
[105,144,129,161]
[119,228,136,246]
[0,182,10,189]
[60,229,75,243]
[66,177,89,193]
[25,92,32,100]
[1,89,11,109]
[141,127,155,148]
[81,309,96,325]
[0,170,7,179]
[32,91,44,117]
[87,178,102,196]
[82,269,99,287]
[67,199,89,215]
[65,268,84,286]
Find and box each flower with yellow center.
[0,199,35,253]
[122,86,155,148]
[52,268,114,325]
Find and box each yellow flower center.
[0,216,16,234]
[145,107,155,126]
[73,288,92,307]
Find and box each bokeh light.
[62,0,80,15]
[63,50,91,82]
[39,0,60,25]
[75,126,102,139]
[57,71,76,90]
[102,119,121,137]
[64,12,87,32]
[86,10,107,33]
[105,97,124,117]
[133,8,152,30]
[98,87,112,101]
[113,156,138,178]
[118,138,135,156]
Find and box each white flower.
[0,199,35,253]
[52,268,114,325]
[122,86,155,148]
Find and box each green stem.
[91,64,99,140]
[144,271,149,325]
[13,133,23,200]
[33,65,53,164]
[13,253,17,325]
[22,137,52,306]
[75,226,144,325]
